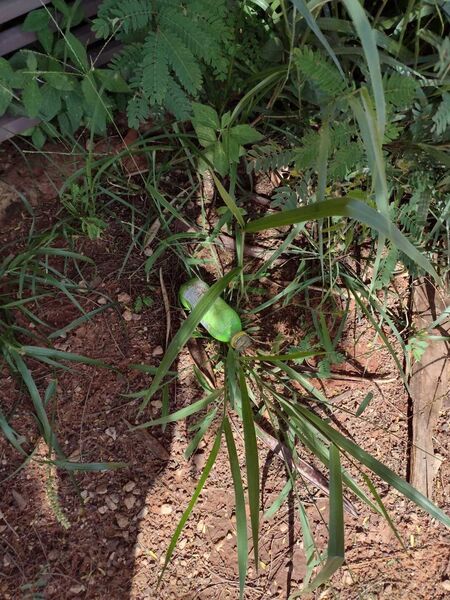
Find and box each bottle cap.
[230,331,252,352]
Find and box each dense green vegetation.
[1,0,450,596]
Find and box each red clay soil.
[0,144,449,600]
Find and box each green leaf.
[26,53,38,72]
[65,90,84,131]
[81,72,99,106]
[251,349,321,363]
[223,134,241,164]
[341,0,385,135]
[0,86,12,117]
[192,103,220,130]
[10,351,53,446]
[185,407,218,459]
[264,479,292,520]
[44,72,75,91]
[22,79,42,118]
[302,444,344,593]
[244,196,439,281]
[0,57,13,82]
[22,9,50,32]
[296,404,450,529]
[52,460,127,472]
[159,424,223,583]
[229,124,264,146]
[224,417,248,600]
[64,32,89,71]
[0,408,27,455]
[195,126,217,148]
[37,29,54,54]
[39,85,62,121]
[239,367,260,565]
[31,127,46,149]
[362,472,406,550]
[21,346,107,368]
[133,388,223,429]
[140,268,241,408]
[95,69,130,93]
[192,104,218,147]
[211,173,245,227]
[212,141,229,176]
[349,90,388,215]
[355,391,374,417]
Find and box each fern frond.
[329,142,363,179]
[371,246,399,290]
[385,73,418,109]
[159,8,210,64]
[432,92,450,136]
[96,0,153,36]
[159,29,202,95]
[141,31,169,104]
[294,48,347,98]
[246,144,295,173]
[164,78,192,120]
[127,95,149,128]
[110,43,143,76]
[294,130,321,171]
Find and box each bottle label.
[183,279,210,309]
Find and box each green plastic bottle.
[179,278,251,351]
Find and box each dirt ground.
[0,143,449,600]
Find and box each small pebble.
[123,481,136,493]
[137,507,148,519]
[105,496,118,511]
[124,495,136,510]
[105,427,117,440]
[152,346,164,357]
[116,514,129,529]
[160,504,173,515]
[96,484,108,495]
[69,584,86,594]
[122,310,133,322]
[98,506,108,515]
[98,297,107,305]
[117,292,131,304]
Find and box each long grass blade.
[341,0,385,135]
[224,417,248,599]
[211,173,245,228]
[290,0,344,77]
[245,196,439,281]
[51,460,127,471]
[158,424,223,584]
[239,367,260,565]
[300,444,345,593]
[133,388,223,429]
[296,404,450,528]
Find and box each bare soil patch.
[0,144,449,600]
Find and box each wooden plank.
[0,0,101,56]
[409,278,450,498]
[0,0,52,25]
